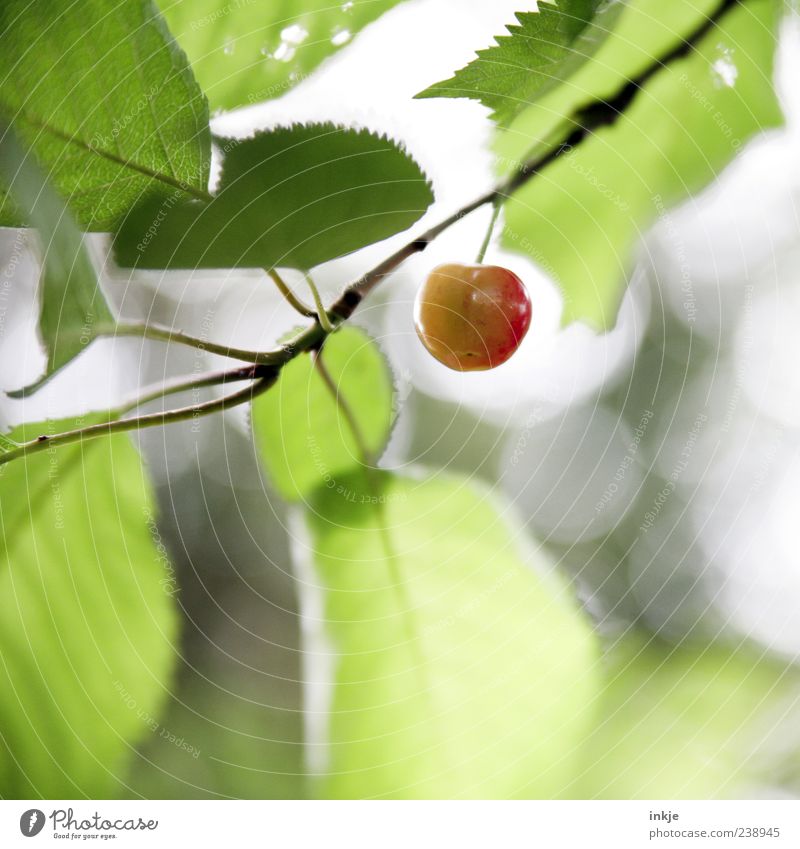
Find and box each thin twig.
[0,370,278,465]
[266,269,316,318]
[110,322,289,366]
[114,363,261,415]
[305,272,335,333]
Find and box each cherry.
[414,263,531,371]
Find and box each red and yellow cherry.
[414,263,531,371]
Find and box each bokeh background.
[2,0,800,797]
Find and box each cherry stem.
[311,346,372,464]
[266,268,316,318]
[304,272,335,333]
[475,199,502,265]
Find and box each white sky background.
[2,2,800,655]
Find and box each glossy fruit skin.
[414,263,532,371]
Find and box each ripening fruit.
[414,263,532,371]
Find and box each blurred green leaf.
[0,417,178,797]
[158,0,407,112]
[306,472,599,798]
[417,0,623,128]
[0,127,114,397]
[575,634,800,798]
[493,0,731,144]
[114,123,433,271]
[252,327,393,502]
[123,661,306,799]
[119,421,307,799]
[501,0,783,329]
[0,0,211,231]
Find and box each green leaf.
[252,327,394,502]
[306,472,599,798]
[114,123,433,271]
[500,0,783,328]
[123,650,306,799]
[416,0,624,128]
[158,0,407,113]
[0,0,211,232]
[575,634,800,798]
[0,127,114,397]
[0,416,178,797]
[492,0,732,142]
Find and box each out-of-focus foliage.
[306,472,599,799]
[500,0,784,328]
[0,128,113,396]
[119,423,307,800]
[0,0,210,232]
[0,418,177,797]
[115,124,433,272]
[252,327,394,502]
[574,635,800,798]
[158,0,407,112]
[254,327,598,799]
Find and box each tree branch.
[114,363,263,415]
[0,368,278,465]
[109,322,294,366]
